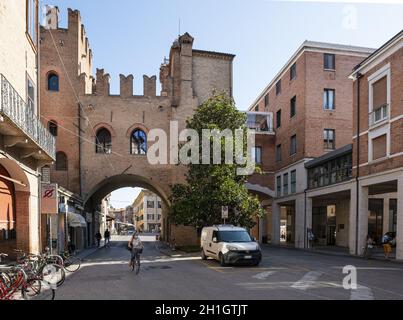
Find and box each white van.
[201,225,262,266]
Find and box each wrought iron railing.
[0,74,56,159]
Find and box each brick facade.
[40,9,235,246]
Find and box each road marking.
[291,271,323,291]
[351,285,375,300]
[333,267,403,271]
[253,271,277,280]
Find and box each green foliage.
[170,92,264,229]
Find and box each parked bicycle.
[0,253,55,300]
[59,251,81,273]
[42,247,81,273]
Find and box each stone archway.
[0,158,31,255]
[83,174,172,243]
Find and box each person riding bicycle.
[128,233,143,268]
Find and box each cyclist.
[128,233,143,268]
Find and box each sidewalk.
[262,243,402,264]
[155,241,199,258]
[75,240,106,261]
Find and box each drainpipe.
[304,188,307,249]
[78,103,82,196]
[355,72,363,255]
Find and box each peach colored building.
[0,0,55,257]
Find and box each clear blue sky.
[41,0,403,207]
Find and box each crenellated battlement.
[88,69,160,98]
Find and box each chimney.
[45,5,59,30]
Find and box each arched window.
[48,72,59,91]
[130,129,147,155]
[55,152,68,171]
[96,128,112,154]
[48,120,58,137]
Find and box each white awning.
[67,212,87,228]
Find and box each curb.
[155,242,190,257]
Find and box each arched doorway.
[83,174,171,247]
[0,159,31,256]
[0,164,16,250]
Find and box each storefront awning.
[67,212,87,228]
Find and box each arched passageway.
[83,174,171,247]
[0,158,31,256]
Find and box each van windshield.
[218,231,252,243]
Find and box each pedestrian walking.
[364,235,375,259]
[104,229,111,247]
[382,233,393,260]
[95,231,102,248]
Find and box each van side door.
[210,230,220,257]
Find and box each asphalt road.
[55,235,403,300]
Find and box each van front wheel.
[201,249,207,260]
[219,253,226,267]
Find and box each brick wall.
[353,47,403,177]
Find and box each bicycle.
[59,251,81,273]
[1,262,55,300]
[130,249,142,275]
[14,249,66,288]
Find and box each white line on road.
[332,267,403,271]
[253,271,277,280]
[291,271,323,291]
[351,285,375,300]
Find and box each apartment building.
[247,41,374,248]
[133,190,162,233]
[302,30,403,259]
[0,0,56,257]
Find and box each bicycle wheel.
[1,272,12,288]
[42,264,65,288]
[22,281,55,300]
[64,256,81,273]
[23,279,41,297]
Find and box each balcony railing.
[0,74,55,159]
[246,112,274,134]
[369,103,389,127]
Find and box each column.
[295,195,306,249]
[357,183,369,256]
[272,202,281,245]
[383,197,390,234]
[305,196,313,249]
[349,183,357,255]
[396,175,403,261]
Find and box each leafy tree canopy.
[170,92,264,229]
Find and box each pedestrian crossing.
[232,267,376,300]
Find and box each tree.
[170,92,264,230]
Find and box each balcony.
[369,103,389,128]
[0,74,55,161]
[246,112,275,135]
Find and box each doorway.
[368,199,384,244]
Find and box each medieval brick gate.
[40,9,235,246]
